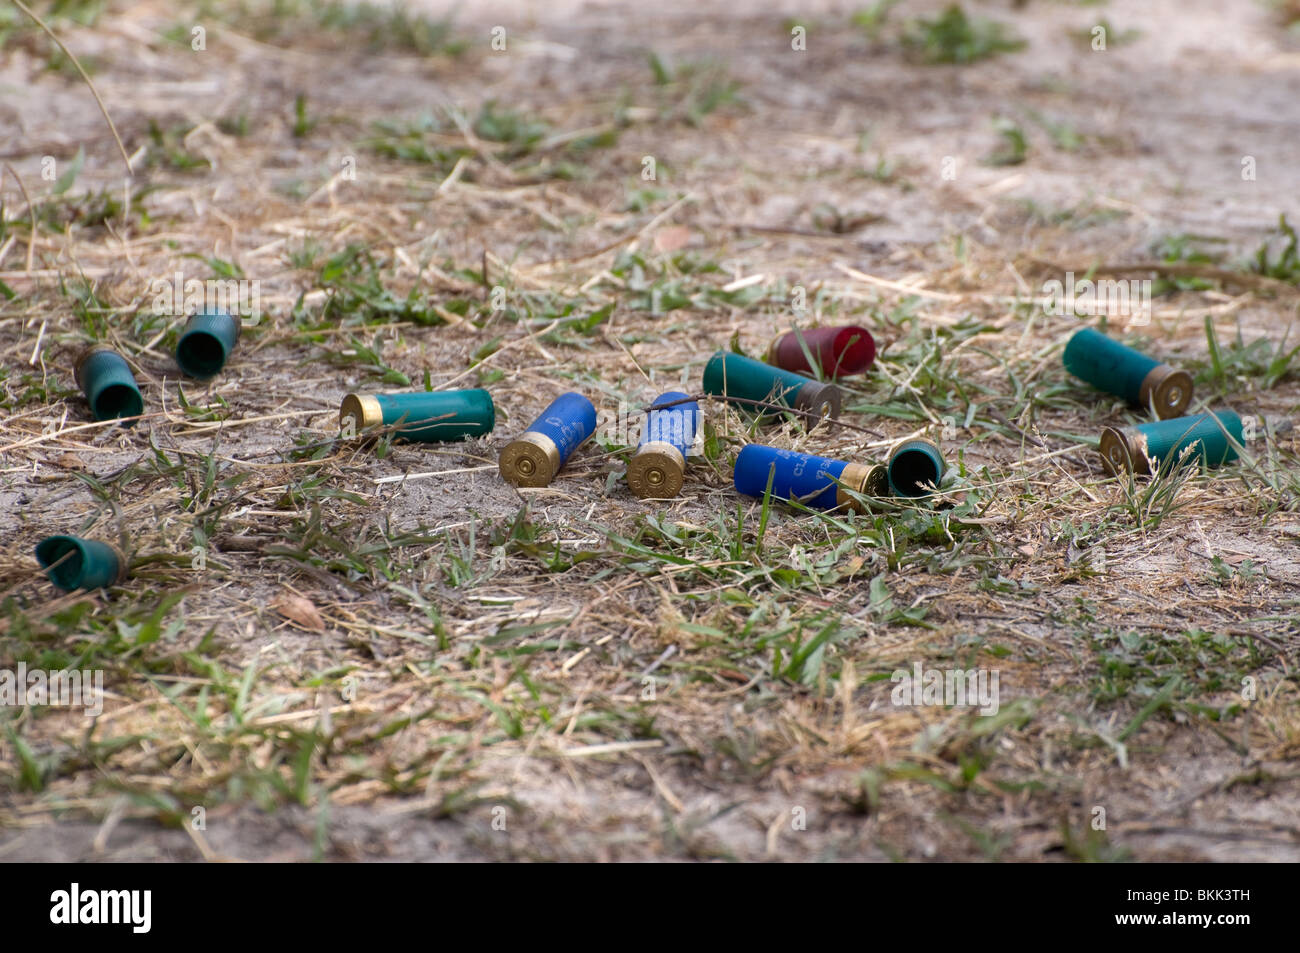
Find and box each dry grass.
[0,0,1298,861]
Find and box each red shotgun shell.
[767,326,876,378]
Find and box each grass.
[187,0,465,56]
[0,0,1296,863]
[902,4,1026,65]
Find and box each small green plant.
[1201,314,1299,391]
[851,0,900,39]
[292,94,316,138]
[1069,19,1141,49]
[984,117,1028,166]
[645,54,742,125]
[903,4,1026,65]
[472,101,548,158]
[1249,214,1300,283]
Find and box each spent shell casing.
[733,444,885,512]
[1063,326,1192,420]
[175,309,240,380]
[886,439,945,498]
[767,325,876,378]
[340,389,495,443]
[1098,410,1243,476]
[702,350,841,428]
[499,392,597,487]
[35,535,126,591]
[75,345,144,424]
[627,391,699,499]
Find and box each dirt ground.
[1,0,1298,862]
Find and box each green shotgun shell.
[35,535,125,591]
[886,438,945,497]
[1063,326,1192,420]
[340,389,495,443]
[75,345,144,424]
[175,309,240,379]
[702,350,841,428]
[1098,410,1243,476]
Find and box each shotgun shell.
[75,345,144,424]
[767,325,877,378]
[1098,410,1244,476]
[499,392,597,487]
[340,389,495,443]
[627,391,699,499]
[886,439,945,497]
[733,444,886,512]
[1063,326,1192,420]
[702,350,841,427]
[175,309,240,379]
[35,535,125,591]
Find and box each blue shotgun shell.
[733,444,885,512]
[75,345,144,424]
[499,392,598,487]
[1063,327,1192,419]
[35,535,126,591]
[175,309,240,379]
[627,391,699,498]
[886,439,945,497]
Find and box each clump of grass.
[1200,314,1299,392]
[145,121,211,172]
[646,54,743,126]
[1150,233,1228,293]
[0,0,104,53]
[304,244,447,328]
[851,0,900,40]
[983,117,1028,166]
[189,0,465,56]
[902,4,1026,65]
[1069,19,1141,50]
[472,101,549,158]
[1248,214,1300,283]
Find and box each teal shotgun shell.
[887,439,945,497]
[340,389,495,443]
[175,309,240,379]
[35,535,125,591]
[733,444,886,512]
[1099,410,1244,476]
[703,351,841,427]
[75,345,144,424]
[1063,327,1192,420]
[627,391,699,499]
[499,392,598,487]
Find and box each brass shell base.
[1139,364,1193,420]
[836,462,889,511]
[627,443,686,499]
[500,431,562,487]
[793,381,843,428]
[340,393,384,433]
[1099,426,1147,476]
